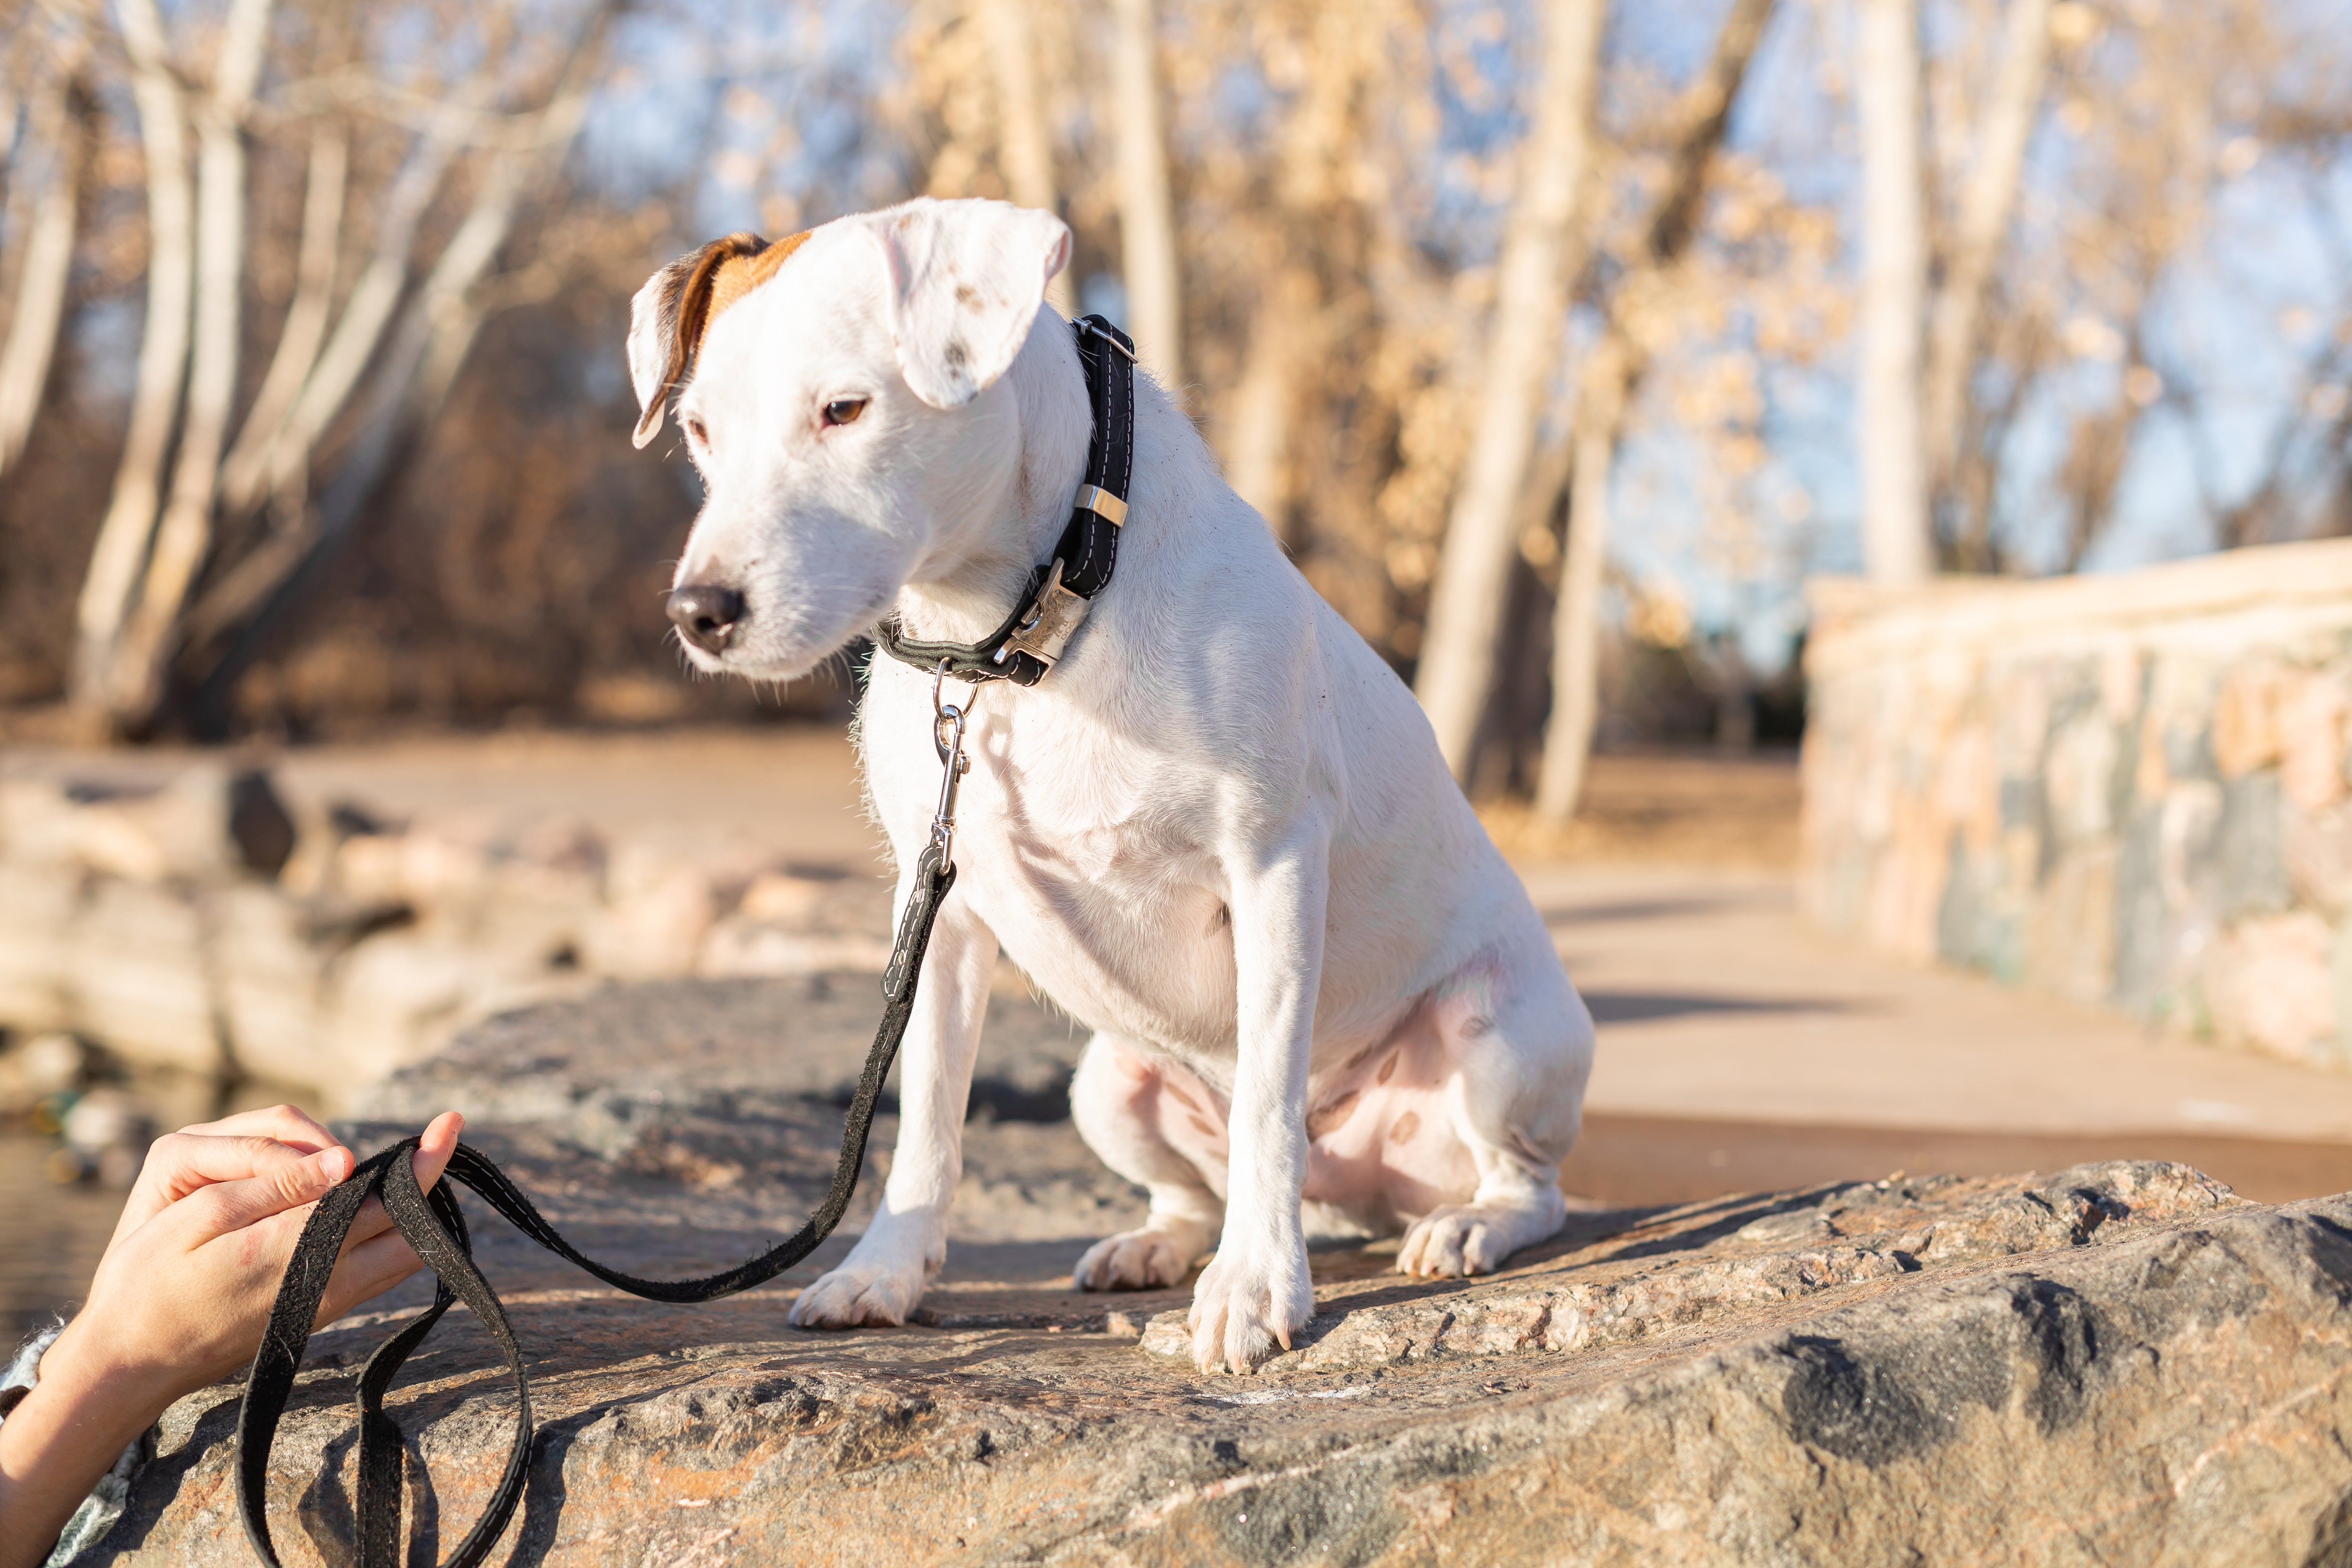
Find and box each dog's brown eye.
[822,398,866,427]
[684,416,709,446]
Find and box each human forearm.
[0,1331,171,1568]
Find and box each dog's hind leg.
[1070,1035,1226,1291]
[1395,934,1595,1279]
[788,885,999,1329]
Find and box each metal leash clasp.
[930,659,974,869]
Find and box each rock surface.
[83,978,2352,1566]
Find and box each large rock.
[0,761,913,1095]
[81,980,2352,1565]
[0,860,79,1032]
[65,878,222,1074]
[0,767,293,884]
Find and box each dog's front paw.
[1397,1203,1523,1278]
[790,1222,936,1326]
[1185,1237,1315,1373]
[1074,1224,1208,1291]
[787,1256,927,1329]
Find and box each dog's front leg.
[1188,817,1328,1373]
[787,879,997,1329]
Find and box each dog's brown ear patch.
[628,229,812,448]
[700,230,810,341]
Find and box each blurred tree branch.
[107,0,279,724]
[182,1,619,734]
[1922,0,2051,530]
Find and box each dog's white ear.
[869,198,1072,410]
[627,231,795,449]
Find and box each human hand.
[0,1106,463,1568]
[64,1104,465,1405]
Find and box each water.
[0,1133,123,1348]
[1,1066,308,1352]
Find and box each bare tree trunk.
[214,123,345,516]
[106,0,277,727]
[1856,0,1931,584]
[980,0,1074,316]
[72,0,193,718]
[1534,337,1628,821]
[0,50,91,478]
[1107,0,1181,385]
[183,16,611,727]
[1922,0,2052,502]
[1221,6,1382,540]
[1711,636,1755,752]
[1535,0,1778,821]
[1222,263,1316,532]
[1412,0,1606,783]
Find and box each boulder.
[79,980,2352,1564]
[0,767,292,883]
[697,866,898,979]
[0,861,80,1033]
[315,931,583,1096]
[64,878,221,1074]
[210,884,339,1090]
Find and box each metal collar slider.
[1073,484,1128,526]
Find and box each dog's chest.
[866,696,1238,1050]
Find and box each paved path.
[1528,862,2352,1202]
[1536,861,2352,1142]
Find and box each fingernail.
[318,1148,355,1184]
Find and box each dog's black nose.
[666,583,746,654]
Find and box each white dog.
[626,197,1594,1372]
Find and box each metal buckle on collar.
[991,558,1092,675]
[1074,316,1137,361]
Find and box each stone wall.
[1803,538,2352,1068]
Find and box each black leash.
[236,845,956,1568]
[233,309,1136,1568]
[874,314,1136,686]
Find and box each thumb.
[179,1144,357,1244]
[410,1111,465,1195]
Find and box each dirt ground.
[1479,748,1803,869]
